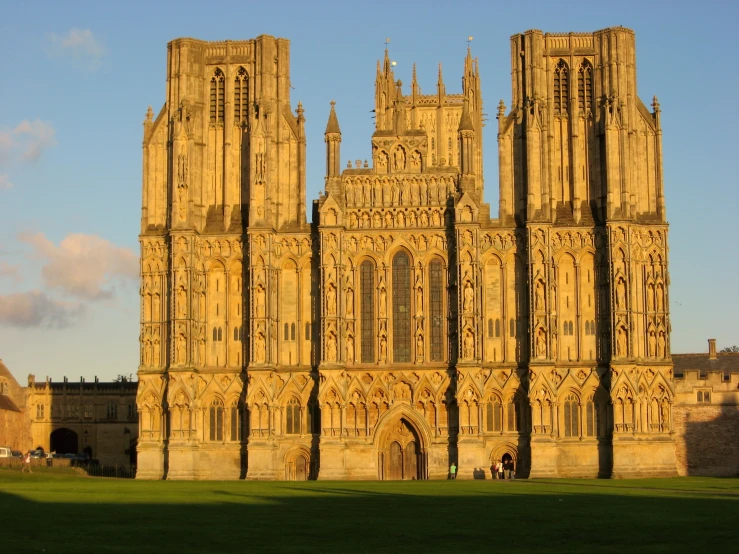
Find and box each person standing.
[21,451,32,473]
[498,460,505,480]
[450,463,457,480]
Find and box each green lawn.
[1,468,736,553]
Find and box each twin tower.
[137,28,676,480]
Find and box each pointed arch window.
[210,68,225,124]
[554,60,569,116]
[209,399,224,441]
[360,260,375,363]
[392,252,411,362]
[586,399,597,437]
[429,259,444,361]
[563,394,580,437]
[234,67,249,125]
[577,61,593,113]
[507,399,518,431]
[286,397,301,435]
[486,398,502,432]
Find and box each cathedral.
[136,27,678,480]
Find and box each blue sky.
[1,0,737,383]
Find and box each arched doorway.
[379,417,425,480]
[50,428,78,454]
[490,443,519,478]
[285,448,312,481]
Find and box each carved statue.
[152,293,160,321]
[463,330,475,360]
[153,328,160,364]
[144,340,152,366]
[346,335,355,363]
[658,332,666,358]
[660,402,669,426]
[380,335,387,361]
[394,147,406,171]
[617,279,626,310]
[656,285,664,312]
[256,284,266,317]
[463,281,475,313]
[536,329,546,358]
[346,288,354,316]
[255,331,266,363]
[176,333,186,364]
[617,327,627,357]
[535,280,544,311]
[326,332,337,362]
[416,334,424,359]
[379,286,387,317]
[199,336,205,365]
[647,284,655,311]
[326,284,337,315]
[177,286,187,318]
[416,287,423,317]
[649,330,657,357]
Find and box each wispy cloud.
[0,261,20,281]
[0,120,57,184]
[0,174,11,190]
[20,232,138,300]
[0,290,85,329]
[47,29,105,70]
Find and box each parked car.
[29,450,45,459]
[0,446,12,458]
[11,450,22,458]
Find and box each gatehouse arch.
[50,427,79,454]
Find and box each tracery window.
[209,399,224,441]
[429,260,444,361]
[392,252,411,362]
[234,67,249,125]
[577,61,593,113]
[107,402,118,420]
[585,399,597,437]
[230,403,241,441]
[554,60,569,116]
[486,398,502,432]
[286,397,301,435]
[563,394,580,437]
[36,404,44,420]
[360,260,375,363]
[209,68,225,124]
[495,319,501,338]
[507,399,518,431]
[488,319,493,338]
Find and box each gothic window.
[554,60,569,116]
[209,399,224,441]
[486,398,502,432]
[495,319,501,338]
[507,399,518,432]
[586,399,596,437]
[429,260,444,361]
[128,404,136,420]
[563,394,580,437]
[218,327,223,342]
[234,67,249,125]
[488,319,493,338]
[286,397,301,435]
[360,260,375,363]
[107,402,118,420]
[84,404,93,419]
[577,61,593,113]
[230,403,241,441]
[291,323,296,341]
[392,252,412,362]
[697,391,711,404]
[284,323,289,341]
[210,68,225,124]
[36,404,44,420]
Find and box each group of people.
[448,458,515,480]
[492,458,515,479]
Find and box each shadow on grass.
[1,476,737,553]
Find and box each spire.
[325,100,341,135]
[412,63,418,88]
[383,45,392,76]
[458,98,474,132]
[465,44,473,75]
[437,63,446,98]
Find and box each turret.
[325,101,341,178]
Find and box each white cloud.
[0,290,85,329]
[12,120,57,161]
[20,232,138,301]
[0,261,20,281]
[47,29,105,70]
[0,174,11,190]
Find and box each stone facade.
[136,28,680,480]
[0,360,28,451]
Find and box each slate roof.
[672,352,739,377]
[0,395,21,412]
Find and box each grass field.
[1,468,736,553]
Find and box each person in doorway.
[491,462,497,479]
[21,451,32,473]
[450,463,457,480]
[498,460,505,479]
[508,459,515,479]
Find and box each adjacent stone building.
[134,27,705,480]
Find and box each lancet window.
[209,68,225,124]
[486,398,502,432]
[554,60,569,116]
[577,61,593,113]
[563,394,580,437]
[209,398,224,441]
[429,259,444,361]
[360,260,375,363]
[286,397,301,435]
[392,252,411,362]
[234,67,249,125]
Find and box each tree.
[719,345,739,353]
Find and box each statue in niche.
[377,151,388,173]
[176,333,186,364]
[397,212,406,227]
[255,152,266,184]
[431,211,441,227]
[346,335,355,363]
[391,181,399,204]
[177,183,188,221]
[144,340,152,366]
[373,212,381,227]
[255,330,266,363]
[647,284,655,311]
[616,279,626,310]
[649,330,657,357]
[384,212,393,227]
[416,286,424,317]
[153,328,160,364]
[419,180,427,204]
[199,335,206,365]
[326,332,337,362]
[373,181,382,205]
[401,179,410,204]
[661,402,669,426]
[362,180,371,205]
[409,211,417,226]
[326,283,337,315]
[346,288,354,316]
[420,211,429,226]
[255,284,266,317]
[463,281,474,313]
[411,150,421,168]
[394,147,406,171]
[463,330,475,360]
[617,327,627,357]
[656,285,664,312]
[535,280,545,311]
[551,332,557,360]
[536,329,546,358]
[416,334,424,359]
[177,286,187,318]
[153,293,160,321]
[379,286,387,317]
[380,335,387,361]
[658,332,666,358]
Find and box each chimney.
[708,338,717,360]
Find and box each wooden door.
[404,440,418,480]
[388,441,403,480]
[295,455,307,481]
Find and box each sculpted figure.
[379,286,387,317]
[256,284,266,317]
[658,332,666,358]
[255,331,266,363]
[394,147,406,171]
[326,333,337,362]
[380,336,387,360]
[649,331,657,357]
[536,329,546,358]
[346,335,355,363]
[416,334,424,359]
[176,333,186,364]
[326,284,336,315]
[535,280,544,311]
[463,330,475,360]
[617,327,627,357]
[616,279,626,310]
[463,281,475,313]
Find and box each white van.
[0,446,12,458]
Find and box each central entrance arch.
[50,428,78,454]
[378,416,427,480]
